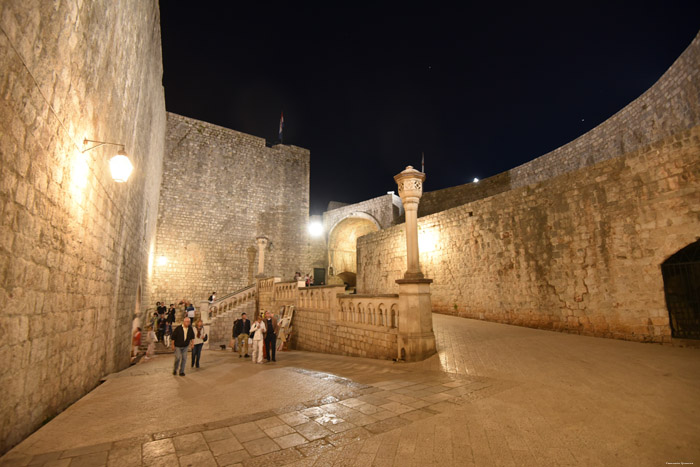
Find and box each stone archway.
[327,214,380,287]
[662,239,700,340]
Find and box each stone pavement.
[2,314,699,466]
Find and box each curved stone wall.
[358,125,700,342]
[418,31,700,218]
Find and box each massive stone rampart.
[152,113,311,304]
[0,0,166,453]
[418,31,700,217]
[358,125,700,342]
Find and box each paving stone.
[228,422,266,443]
[379,401,414,415]
[40,460,71,467]
[364,417,411,435]
[67,451,108,467]
[141,453,179,467]
[106,446,140,467]
[254,416,284,431]
[27,451,61,465]
[112,435,152,448]
[327,427,372,447]
[214,446,251,466]
[294,421,333,441]
[178,450,217,467]
[59,443,112,459]
[141,439,175,463]
[172,432,207,455]
[242,437,280,457]
[263,424,295,438]
[208,437,244,457]
[277,411,310,427]
[202,427,233,443]
[273,433,307,449]
[294,439,332,457]
[240,447,302,467]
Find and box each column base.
[398,332,436,362]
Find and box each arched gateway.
[662,239,700,340]
[327,213,380,287]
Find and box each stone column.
[256,236,269,277]
[394,166,436,361]
[394,166,425,280]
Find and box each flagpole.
[421,152,425,173]
[279,111,284,144]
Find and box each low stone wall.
[265,284,399,360]
[357,125,700,343]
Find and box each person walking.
[171,317,194,376]
[191,319,208,369]
[233,313,251,358]
[144,325,156,360]
[185,301,196,323]
[157,313,167,343]
[250,314,266,364]
[131,327,142,363]
[264,311,279,363]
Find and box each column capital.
[394,166,425,202]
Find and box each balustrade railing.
[337,294,400,331]
[273,281,298,303]
[297,285,345,311]
[201,284,256,321]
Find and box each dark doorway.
[662,239,700,340]
[313,267,326,286]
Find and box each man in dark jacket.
[233,313,251,358]
[171,317,195,376]
[264,311,280,363]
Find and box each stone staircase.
[204,285,257,350]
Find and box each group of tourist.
[231,311,280,364]
[294,272,314,287]
[135,297,282,375]
[131,300,200,363]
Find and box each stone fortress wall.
[357,32,700,343]
[0,0,166,454]
[151,113,311,305]
[417,32,700,218]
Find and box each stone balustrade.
[297,285,345,311]
[201,285,256,321]
[273,281,299,304]
[337,295,400,331]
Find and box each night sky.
[159,2,700,215]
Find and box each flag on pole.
[279,112,284,142]
[421,152,425,173]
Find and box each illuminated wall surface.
[357,33,700,343]
[151,113,311,304]
[0,0,166,454]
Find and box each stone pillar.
[394,166,436,361]
[256,236,269,277]
[394,166,425,280]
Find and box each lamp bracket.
[82,138,125,153]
